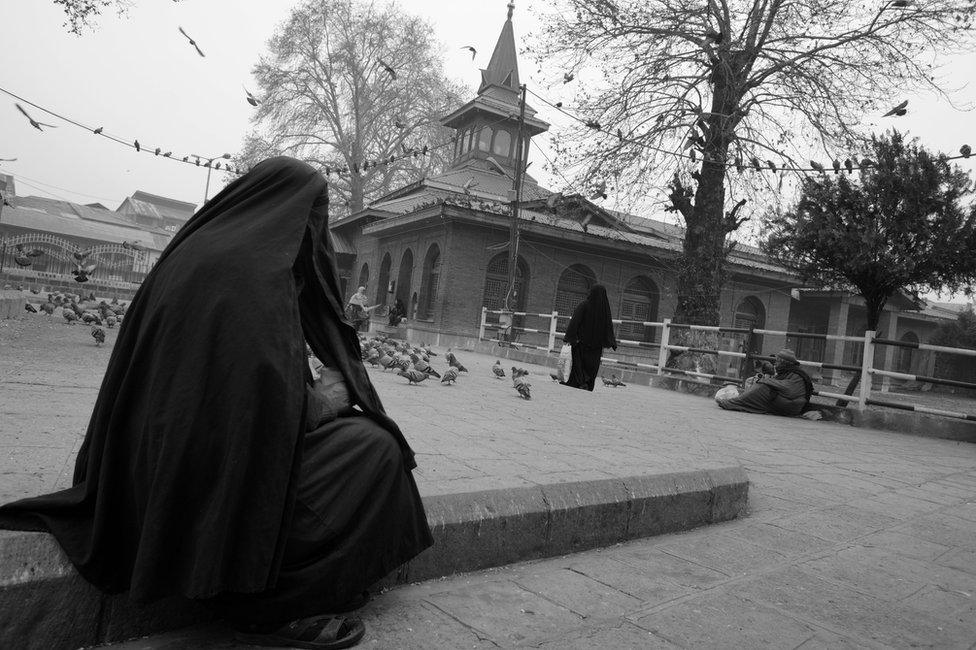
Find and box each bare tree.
[52,0,180,34]
[239,0,465,215]
[532,0,976,325]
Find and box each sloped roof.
[1,196,168,251]
[118,191,196,223]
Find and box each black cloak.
[564,284,617,351]
[0,157,421,602]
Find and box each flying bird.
[563,71,575,84]
[13,244,44,267]
[243,86,260,107]
[461,46,477,60]
[882,100,908,117]
[15,104,57,131]
[73,264,97,283]
[378,59,397,80]
[178,26,205,57]
[73,249,93,262]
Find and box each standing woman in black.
[562,284,617,391]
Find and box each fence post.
[548,311,558,352]
[478,307,487,342]
[858,330,875,410]
[657,318,671,375]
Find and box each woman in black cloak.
[0,157,432,648]
[562,284,617,391]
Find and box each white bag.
[714,384,740,402]
[557,343,573,383]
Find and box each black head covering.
[0,157,416,602]
[565,284,616,350]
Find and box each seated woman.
[717,349,813,416]
[0,158,432,649]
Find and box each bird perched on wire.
[446,349,468,372]
[492,360,506,379]
[24,303,38,314]
[397,368,429,385]
[882,100,908,117]
[178,26,205,57]
[961,144,972,159]
[440,367,460,385]
[13,244,44,268]
[809,160,825,174]
[15,104,58,131]
[91,325,106,347]
[243,86,260,107]
[461,45,477,60]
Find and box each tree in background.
[239,0,465,215]
[764,131,976,398]
[532,0,976,326]
[53,0,181,34]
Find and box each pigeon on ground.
[513,374,531,400]
[91,325,106,346]
[440,367,460,385]
[377,353,395,370]
[446,349,467,372]
[412,358,440,378]
[397,369,428,385]
[492,360,506,379]
[62,310,78,324]
[608,374,626,387]
[24,303,38,313]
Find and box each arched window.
[467,128,475,153]
[492,129,512,157]
[395,248,414,308]
[357,262,369,294]
[417,244,441,320]
[734,296,767,354]
[375,253,392,306]
[619,276,660,343]
[478,127,492,151]
[554,264,596,316]
[482,253,530,314]
[459,129,468,154]
[897,331,919,374]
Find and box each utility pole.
[503,84,528,312]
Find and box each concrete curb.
[0,467,747,649]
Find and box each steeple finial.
[507,2,515,20]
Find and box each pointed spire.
[479,2,520,94]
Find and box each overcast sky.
[2,0,974,299]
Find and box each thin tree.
[532,0,976,325]
[239,0,465,215]
[764,131,976,399]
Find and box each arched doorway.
[734,296,767,354]
[897,331,919,374]
[417,244,441,320]
[375,253,391,306]
[395,249,414,309]
[357,262,369,294]
[554,264,596,316]
[619,275,660,343]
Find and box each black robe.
[0,157,431,603]
[563,285,617,391]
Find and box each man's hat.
[775,349,798,363]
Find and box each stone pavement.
[4,317,976,646]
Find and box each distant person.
[345,285,371,332]
[388,298,406,327]
[561,284,617,391]
[0,157,432,649]
[717,349,813,416]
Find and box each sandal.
[235,615,366,649]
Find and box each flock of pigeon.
[21,289,127,347]
[357,334,535,400]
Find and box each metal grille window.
[482,253,528,313]
[733,297,766,354]
[618,276,659,342]
[554,264,596,316]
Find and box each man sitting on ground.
[717,349,813,416]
